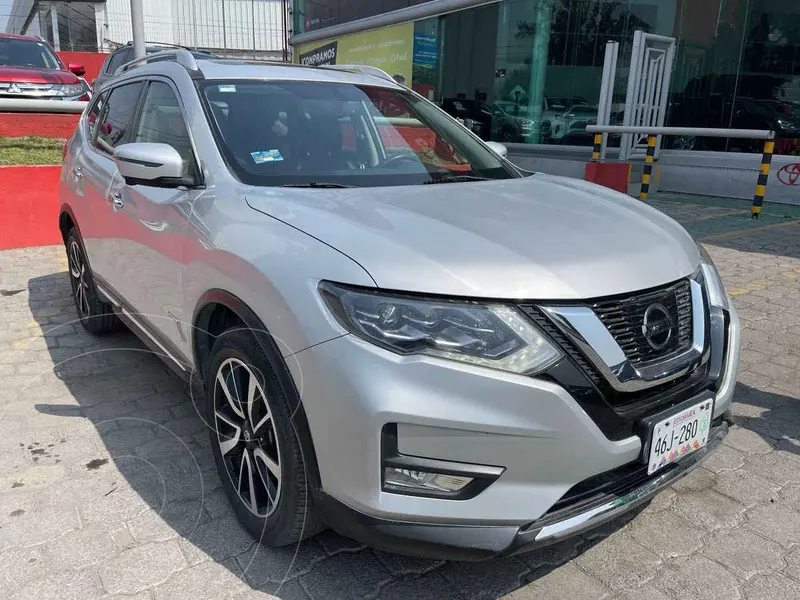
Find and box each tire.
[65,228,119,334]
[206,328,323,546]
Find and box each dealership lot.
[1,197,800,600]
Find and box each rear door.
[78,80,145,289]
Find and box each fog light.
[384,468,474,493]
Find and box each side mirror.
[68,63,86,76]
[485,141,508,158]
[114,143,185,187]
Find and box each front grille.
[592,279,693,364]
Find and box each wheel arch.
[192,289,323,492]
[59,203,79,244]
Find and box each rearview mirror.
[114,143,185,187]
[68,63,86,76]
[485,141,508,158]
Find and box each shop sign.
[296,22,414,84]
[413,33,437,67]
[299,41,338,67]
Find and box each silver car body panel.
[59,57,740,554]
[244,175,702,300]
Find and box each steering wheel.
[381,154,420,169]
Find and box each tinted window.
[86,91,107,139]
[135,82,197,180]
[0,38,61,69]
[105,48,131,75]
[202,80,519,188]
[95,82,144,154]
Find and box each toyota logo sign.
[777,163,800,186]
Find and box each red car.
[0,33,88,101]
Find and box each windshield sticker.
[218,84,237,93]
[251,149,283,164]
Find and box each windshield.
[0,38,62,69]
[201,80,521,187]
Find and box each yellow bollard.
[752,137,775,219]
[592,133,602,162]
[639,135,657,200]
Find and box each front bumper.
[291,296,739,559]
[317,420,728,560]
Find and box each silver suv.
[59,51,740,560]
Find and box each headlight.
[319,282,562,375]
[696,243,729,309]
[53,83,84,97]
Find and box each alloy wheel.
[213,357,282,517]
[68,240,90,318]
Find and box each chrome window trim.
[541,275,708,393]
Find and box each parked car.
[489,101,534,142]
[92,42,217,90]
[438,97,493,139]
[0,33,88,101]
[667,73,800,152]
[60,52,740,560]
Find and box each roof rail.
[319,64,399,85]
[116,49,204,79]
[125,40,195,50]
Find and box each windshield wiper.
[282,182,354,189]
[423,174,490,184]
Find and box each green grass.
[0,136,64,166]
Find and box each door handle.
[111,192,124,211]
[73,167,82,179]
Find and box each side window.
[105,49,130,75]
[95,82,144,154]
[86,91,106,139]
[134,81,197,180]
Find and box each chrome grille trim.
[540,276,707,393]
[591,279,693,364]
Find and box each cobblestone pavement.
[1,196,800,600]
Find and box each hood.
[245,174,701,300]
[0,65,77,84]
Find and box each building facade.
[6,0,288,58]
[290,0,800,155]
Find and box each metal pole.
[130,0,146,59]
[752,137,775,219]
[640,134,657,200]
[50,4,61,51]
[621,31,644,161]
[597,41,618,161]
[252,0,257,60]
[222,0,227,55]
[526,0,553,144]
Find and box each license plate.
[647,398,713,475]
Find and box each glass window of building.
[292,0,800,154]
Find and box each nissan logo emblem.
[642,303,674,351]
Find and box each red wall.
[0,166,63,250]
[57,51,109,85]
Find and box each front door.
[106,79,202,355]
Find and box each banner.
[296,23,414,84]
[298,41,338,67]
[412,33,437,67]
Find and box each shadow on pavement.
[730,383,800,455]
[27,270,639,599]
